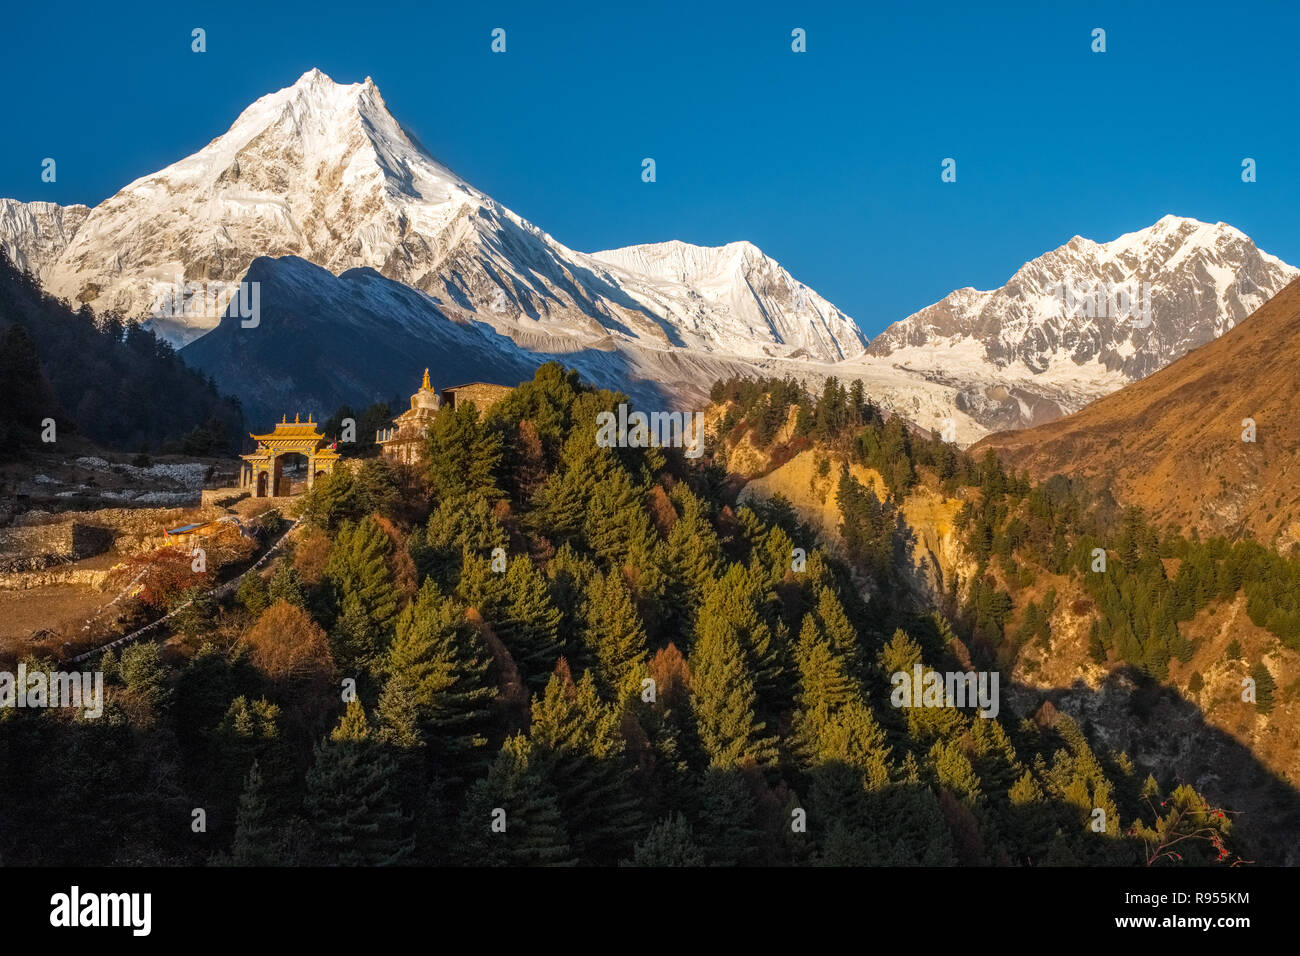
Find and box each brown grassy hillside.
[975,279,1300,548]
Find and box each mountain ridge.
[974,276,1300,548]
[0,68,866,364]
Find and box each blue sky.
[4,0,1297,335]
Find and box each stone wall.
[201,488,250,509]
[443,382,514,415]
[0,522,113,573]
[0,565,113,591]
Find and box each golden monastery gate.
[239,415,341,498]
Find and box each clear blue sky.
[4,0,1297,335]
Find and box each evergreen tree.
[625,813,706,866]
[814,586,861,674]
[457,733,574,866]
[326,516,401,653]
[377,579,497,783]
[411,492,507,590]
[301,467,363,533]
[580,568,649,702]
[304,701,413,866]
[119,642,172,720]
[868,771,956,865]
[662,491,723,642]
[528,670,645,863]
[0,324,58,454]
[546,543,599,664]
[209,696,296,841]
[230,760,281,865]
[236,571,271,615]
[690,615,778,769]
[583,466,655,565]
[791,614,858,759]
[267,560,306,609]
[330,594,383,677]
[695,563,784,711]
[1251,661,1276,714]
[695,767,762,866]
[426,401,503,500]
[492,556,564,691]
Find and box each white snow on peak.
[860,213,1298,437]
[589,238,865,360]
[0,68,866,362]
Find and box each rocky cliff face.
[0,199,90,277]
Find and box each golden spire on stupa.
[421,367,432,390]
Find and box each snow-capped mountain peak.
[869,215,1296,376]
[0,68,865,362]
[848,215,1297,439]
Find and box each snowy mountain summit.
[868,215,1296,380]
[845,215,1298,437]
[0,68,866,361]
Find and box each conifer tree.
[236,571,271,615]
[546,543,599,665]
[528,670,645,863]
[457,733,574,866]
[530,429,620,542]
[814,586,861,674]
[301,467,362,532]
[354,456,402,519]
[695,563,784,710]
[0,325,56,453]
[529,467,588,543]
[425,401,503,500]
[811,701,891,786]
[304,701,413,866]
[662,488,722,640]
[868,757,956,865]
[377,579,497,784]
[580,569,649,702]
[210,696,296,840]
[625,813,705,866]
[455,550,511,617]
[929,739,983,805]
[330,594,382,677]
[1250,661,1276,714]
[231,760,280,865]
[326,516,401,648]
[791,614,858,762]
[878,627,923,675]
[119,642,172,719]
[267,560,307,609]
[412,492,508,590]
[583,465,655,566]
[695,767,762,866]
[689,617,778,769]
[490,556,564,691]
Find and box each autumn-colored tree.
[243,600,334,683]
